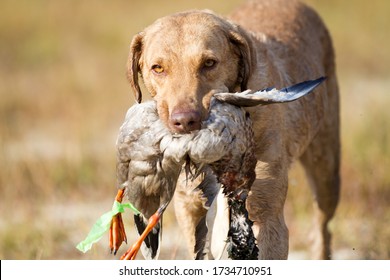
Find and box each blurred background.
[0,0,389,260]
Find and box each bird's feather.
[116,78,325,259]
[116,101,191,259]
[213,77,326,107]
[133,214,161,260]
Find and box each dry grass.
[0,0,389,259]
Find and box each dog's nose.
[170,110,201,133]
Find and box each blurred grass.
[0,0,389,259]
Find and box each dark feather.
[134,214,161,260]
[226,198,259,260]
[194,216,208,260]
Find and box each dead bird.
[110,77,325,260]
[190,77,326,259]
[111,101,192,260]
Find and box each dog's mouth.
[157,88,224,134]
[168,110,202,134]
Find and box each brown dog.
[127,0,340,259]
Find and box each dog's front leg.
[246,161,289,259]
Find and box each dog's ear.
[214,77,326,107]
[227,24,256,91]
[127,32,144,103]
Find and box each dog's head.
[127,10,255,133]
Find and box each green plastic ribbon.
[76,201,140,253]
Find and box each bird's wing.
[116,101,160,188]
[213,77,326,107]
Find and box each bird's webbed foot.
[109,212,127,255]
[120,202,168,260]
[109,189,127,255]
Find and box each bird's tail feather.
[134,214,161,260]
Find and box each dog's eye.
[152,65,164,74]
[203,59,217,69]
